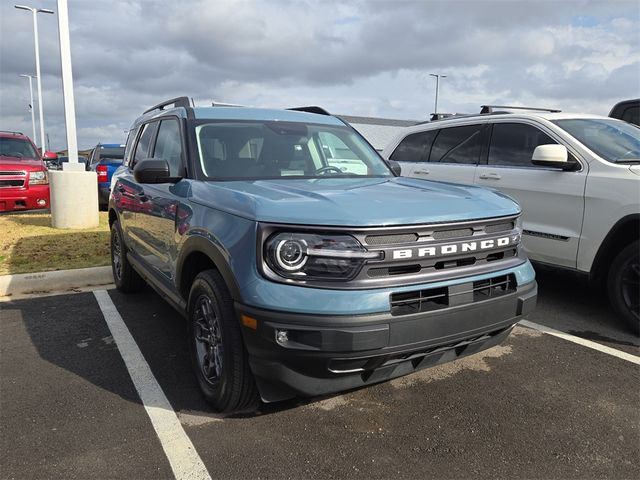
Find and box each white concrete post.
[48,0,99,228]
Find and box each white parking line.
[519,319,640,365]
[93,290,212,480]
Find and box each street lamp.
[18,74,37,145]
[429,73,447,114]
[56,0,79,166]
[15,4,54,153]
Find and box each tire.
[187,269,259,412]
[110,220,145,293]
[608,240,639,335]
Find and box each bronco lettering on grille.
[391,234,520,260]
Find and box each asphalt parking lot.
[1,268,638,480]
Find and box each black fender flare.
[176,234,242,301]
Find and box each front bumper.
[0,185,50,212]
[237,280,537,402]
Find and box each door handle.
[414,169,430,175]
[478,172,501,180]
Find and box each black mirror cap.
[531,158,580,171]
[386,159,402,176]
[134,158,172,184]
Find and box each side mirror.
[42,151,58,161]
[531,145,575,170]
[386,159,402,176]
[133,158,177,184]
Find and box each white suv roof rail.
[480,105,561,114]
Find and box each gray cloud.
[0,0,638,150]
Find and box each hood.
[0,157,45,171]
[190,177,520,227]
[629,165,640,177]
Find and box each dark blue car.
[109,97,537,412]
[88,143,125,209]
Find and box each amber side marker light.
[241,315,258,330]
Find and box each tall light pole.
[429,73,447,114]
[56,0,79,165]
[15,5,54,154]
[19,74,37,144]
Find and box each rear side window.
[488,123,557,167]
[622,106,640,127]
[153,119,183,176]
[429,125,482,164]
[389,131,436,162]
[133,123,156,165]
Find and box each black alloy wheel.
[110,220,145,293]
[193,294,224,385]
[608,240,640,334]
[187,269,258,412]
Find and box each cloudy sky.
[1,0,638,151]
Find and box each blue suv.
[109,97,537,412]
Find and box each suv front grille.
[365,233,418,245]
[0,179,25,188]
[390,274,516,316]
[0,170,26,188]
[485,222,514,234]
[432,228,473,240]
[361,218,518,247]
[259,214,524,290]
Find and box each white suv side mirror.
[531,144,569,169]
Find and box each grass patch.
[0,212,110,275]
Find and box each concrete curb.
[0,266,113,297]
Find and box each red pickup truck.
[0,131,50,212]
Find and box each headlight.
[515,214,523,231]
[29,170,48,185]
[265,232,381,281]
[514,214,524,252]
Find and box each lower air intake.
[390,274,516,316]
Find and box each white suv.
[382,106,640,332]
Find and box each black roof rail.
[0,130,24,135]
[480,105,561,114]
[287,106,331,116]
[143,96,191,115]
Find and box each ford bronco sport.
[109,97,537,412]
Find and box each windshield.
[99,147,125,160]
[0,138,38,159]
[552,118,640,163]
[195,121,392,179]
